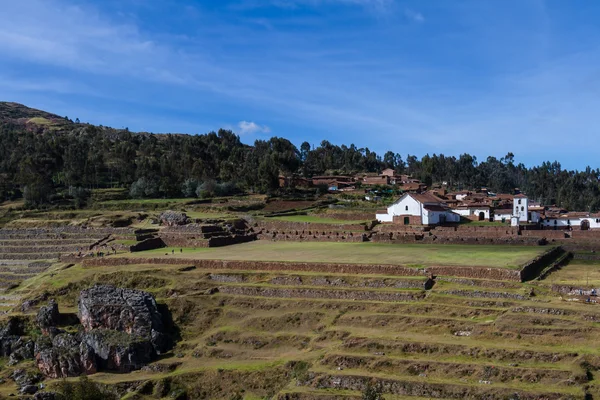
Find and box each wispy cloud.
[404,8,424,23]
[3,0,600,168]
[238,121,271,135]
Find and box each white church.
[376,193,461,225]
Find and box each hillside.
[0,102,72,128]
[1,101,600,212]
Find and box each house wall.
[376,213,393,222]
[530,211,542,223]
[513,197,529,222]
[424,210,460,225]
[386,195,422,219]
[453,208,490,220]
[543,217,600,229]
[392,215,422,225]
[493,213,512,222]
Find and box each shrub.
[181,178,200,198]
[54,376,118,400]
[23,182,53,207]
[196,179,217,199]
[68,186,91,208]
[130,177,159,198]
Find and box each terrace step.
[319,353,576,387]
[301,372,581,400]
[218,285,426,302]
[340,337,581,366]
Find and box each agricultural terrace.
[127,241,545,269]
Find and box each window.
[554,220,557,225]
[521,206,524,211]
[518,199,521,205]
[405,205,408,211]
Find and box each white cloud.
[404,8,424,23]
[237,120,271,135]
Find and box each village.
[281,168,600,230]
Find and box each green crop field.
[127,241,544,269]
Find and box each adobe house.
[376,193,461,225]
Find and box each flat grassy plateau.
[128,241,544,269]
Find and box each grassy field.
[269,215,368,224]
[544,260,600,286]
[127,241,544,269]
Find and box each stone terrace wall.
[218,286,425,302]
[374,225,428,233]
[519,246,563,281]
[434,226,518,235]
[256,220,367,232]
[80,257,524,281]
[258,231,366,243]
[520,230,567,239]
[572,230,600,238]
[371,233,542,246]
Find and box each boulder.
[36,300,60,334]
[21,384,39,395]
[35,333,96,378]
[34,285,173,378]
[12,368,42,392]
[82,329,154,372]
[78,285,167,353]
[0,317,26,357]
[34,392,59,400]
[159,211,189,226]
[8,338,34,365]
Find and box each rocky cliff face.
[31,285,173,378]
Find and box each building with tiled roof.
[375,193,460,225]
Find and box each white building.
[453,204,491,221]
[542,215,600,230]
[493,209,513,222]
[376,193,461,225]
[513,194,529,223]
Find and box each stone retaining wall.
[371,233,543,247]
[79,257,525,281]
[257,221,367,232]
[0,253,59,260]
[519,246,563,281]
[218,286,425,302]
[520,230,567,239]
[303,373,566,400]
[258,231,366,243]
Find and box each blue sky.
[1,0,599,169]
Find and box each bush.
[23,182,53,208]
[215,181,239,197]
[196,179,217,199]
[68,186,91,208]
[181,179,200,198]
[54,376,118,400]
[130,177,159,198]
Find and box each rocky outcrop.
[34,285,173,378]
[36,300,60,335]
[35,333,97,378]
[78,285,168,354]
[82,329,153,372]
[160,211,189,226]
[12,368,42,395]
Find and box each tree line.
[1,118,599,211]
